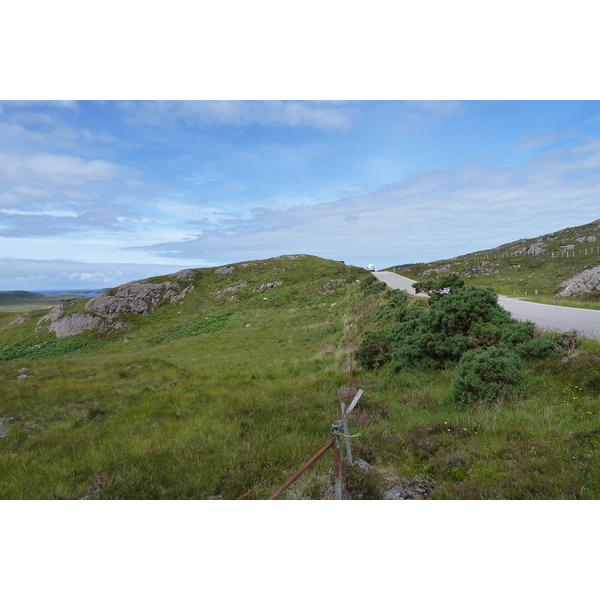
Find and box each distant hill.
[0,291,44,305]
[392,219,600,297]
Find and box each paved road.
[373,271,600,341]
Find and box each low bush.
[354,330,390,370]
[0,334,104,362]
[451,346,525,404]
[360,275,386,296]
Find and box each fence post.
[340,401,353,465]
[332,420,343,500]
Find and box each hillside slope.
[0,255,379,499]
[392,219,600,298]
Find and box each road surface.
[373,271,600,341]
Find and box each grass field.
[0,293,84,312]
[1,255,599,499]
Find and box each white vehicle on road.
[367,264,375,272]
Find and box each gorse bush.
[360,274,387,296]
[356,275,578,404]
[388,282,517,371]
[451,346,525,404]
[354,330,390,371]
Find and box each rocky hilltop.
[394,219,600,298]
[37,269,196,338]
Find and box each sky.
[1,99,600,290]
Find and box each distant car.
[367,264,375,272]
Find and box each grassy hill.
[1,251,599,500]
[0,255,377,499]
[0,290,83,312]
[391,219,600,300]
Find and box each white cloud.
[129,136,600,267]
[394,100,467,132]
[0,151,134,187]
[514,128,581,153]
[0,208,78,218]
[118,100,356,131]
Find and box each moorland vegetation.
[1,246,599,499]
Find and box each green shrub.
[0,334,104,362]
[375,289,411,322]
[360,275,386,296]
[355,330,390,370]
[451,346,525,404]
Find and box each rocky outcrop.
[254,280,284,292]
[557,266,600,297]
[215,265,236,275]
[85,281,194,316]
[213,281,249,299]
[37,272,196,338]
[38,306,103,338]
[9,316,29,325]
[514,241,547,256]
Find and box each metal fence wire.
[237,434,333,500]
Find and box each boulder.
[556,266,600,297]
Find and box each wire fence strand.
[237,435,333,500]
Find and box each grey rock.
[557,266,600,297]
[353,458,374,471]
[383,479,435,500]
[254,280,284,292]
[214,282,249,298]
[9,316,29,325]
[215,266,236,275]
[37,277,195,338]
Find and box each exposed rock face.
[557,266,600,297]
[215,265,236,275]
[514,241,547,256]
[9,316,29,325]
[85,281,194,316]
[213,281,249,299]
[254,280,284,292]
[37,275,196,338]
[38,306,103,338]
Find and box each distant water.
[33,290,104,298]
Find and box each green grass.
[392,219,600,300]
[0,256,372,499]
[2,254,599,499]
[345,347,600,499]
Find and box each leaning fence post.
[340,401,353,465]
[332,420,343,500]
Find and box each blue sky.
[1,100,600,290]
